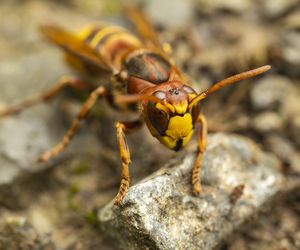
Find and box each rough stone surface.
[144,0,193,29]
[0,216,56,250]
[196,0,254,14]
[290,115,300,146]
[250,75,294,110]
[252,112,283,133]
[98,134,283,250]
[262,0,299,18]
[0,105,104,209]
[281,11,300,76]
[265,135,300,174]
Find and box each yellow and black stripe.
[66,25,142,72]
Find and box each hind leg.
[0,76,92,118]
[38,85,107,163]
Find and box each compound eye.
[147,102,169,135]
[183,85,196,94]
[154,91,166,100]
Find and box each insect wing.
[125,7,168,56]
[40,25,111,71]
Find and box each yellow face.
[145,90,200,151]
[160,112,194,150]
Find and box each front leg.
[192,114,208,194]
[114,120,143,205]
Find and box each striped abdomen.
[68,25,143,72]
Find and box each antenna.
[189,65,271,109]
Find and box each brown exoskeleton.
[0,7,270,205]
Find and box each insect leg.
[114,120,143,206]
[38,86,107,163]
[192,114,207,195]
[0,76,92,118]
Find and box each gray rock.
[98,134,283,250]
[0,104,104,209]
[281,11,300,76]
[282,30,300,76]
[290,115,300,146]
[280,87,300,123]
[0,106,67,208]
[252,112,283,133]
[262,0,299,19]
[250,75,293,110]
[278,82,300,146]
[265,135,300,174]
[0,216,56,250]
[196,0,254,14]
[0,50,71,208]
[144,0,193,29]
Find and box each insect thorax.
[125,52,172,84]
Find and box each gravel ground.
[0,0,299,249]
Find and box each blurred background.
[0,0,299,249]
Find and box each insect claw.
[114,195,124,206]
[37,157,45,163]
[37,153,50,163]
[193,182,202,195]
